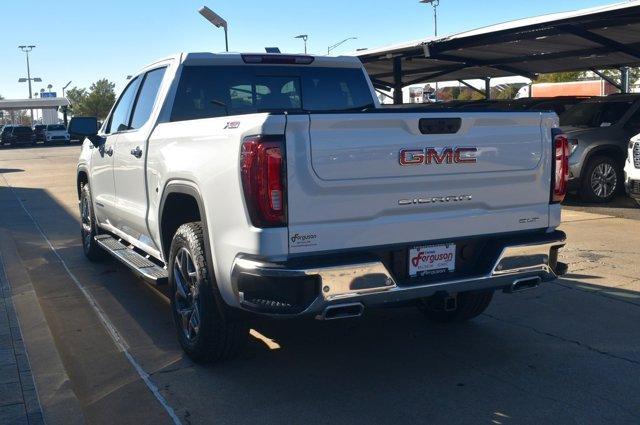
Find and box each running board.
[94,235,168,285]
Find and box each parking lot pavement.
[563,193,640,221]
[0,145,639,425]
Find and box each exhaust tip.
[317,303,364,320]
[504,276,541,294]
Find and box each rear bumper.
[230,230,567,317]
[626,179,640,199]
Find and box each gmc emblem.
[399,147,478,165]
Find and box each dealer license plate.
[409,243,456,278]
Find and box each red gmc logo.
[399,147,478,166]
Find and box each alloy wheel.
[173,247,201,342]
[590,162,617,199]
[80,195,92,251]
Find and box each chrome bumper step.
[95,235,168,285]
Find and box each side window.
[625,106,640,130]
[130,67,167,130]
[106,77,141,134]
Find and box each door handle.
[130,146,143,158]
[105,146,114,157]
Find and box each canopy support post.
[484,77,491,99]
[393,57,403,105]
[621,67,631,93]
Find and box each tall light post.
[18,45,41,123]
[327,37,357,55]
[419,0,440,37]
[419,0,441,102]
[198,6,228,52]
[62,81,72,98]
[294,34,308,54]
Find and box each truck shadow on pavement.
[1,185,639,424]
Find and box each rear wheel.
[79,184,105,261]
[580,156,621,203]
[169,222,248,363]
[417,290,494,323]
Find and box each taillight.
[551,129,569,203]
[241,135,287,227]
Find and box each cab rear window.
[170,65,374,121]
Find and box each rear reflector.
[241,135,287,227]
[241,54,315,65]
[551,129,569,203]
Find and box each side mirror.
[68,116,101,146]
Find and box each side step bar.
[94,235,168,285]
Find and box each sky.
[0,0,623,99]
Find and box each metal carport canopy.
[356,1,640,89]
[0,98,70,111]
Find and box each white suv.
[624,134,640,206]
[45,124,71,144]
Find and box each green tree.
[536,71,585,83]
[67,79,115,120]
[594,68,640,86]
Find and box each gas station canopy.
[0,98,70,111]
[357,1,640,90]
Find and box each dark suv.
[2,126,35,147]
[33,124,46,143]
[1,125,14,146]
[560,94,640,203]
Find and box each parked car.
[33,124,46,143]
[625,134,640,206]
[45,124,71,144]
[3,126,35,147]
[74,52,567,363]
[559,94,640,202]
[1,125,14,146]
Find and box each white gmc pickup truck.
[73,52,568,362]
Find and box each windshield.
[171,65,375,121]
[47,124,66,131]
[560,101,632,127]
[14,127,32,134]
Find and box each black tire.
[79,184,105,261]
[417,290,494,323]
[169,222,248,363]
[579,156,621,203]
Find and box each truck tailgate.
[285,112,556,254]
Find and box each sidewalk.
[0,252,44,425]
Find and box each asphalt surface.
[0,144,639,425]
[564,193,640,221]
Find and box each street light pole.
[419,0,440,36]
[198,6,229,52]
[18,45,40,123]
[62,81,72,98]
[327,37,357,55]
[295,34,308,54]
[419,0,441,101]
